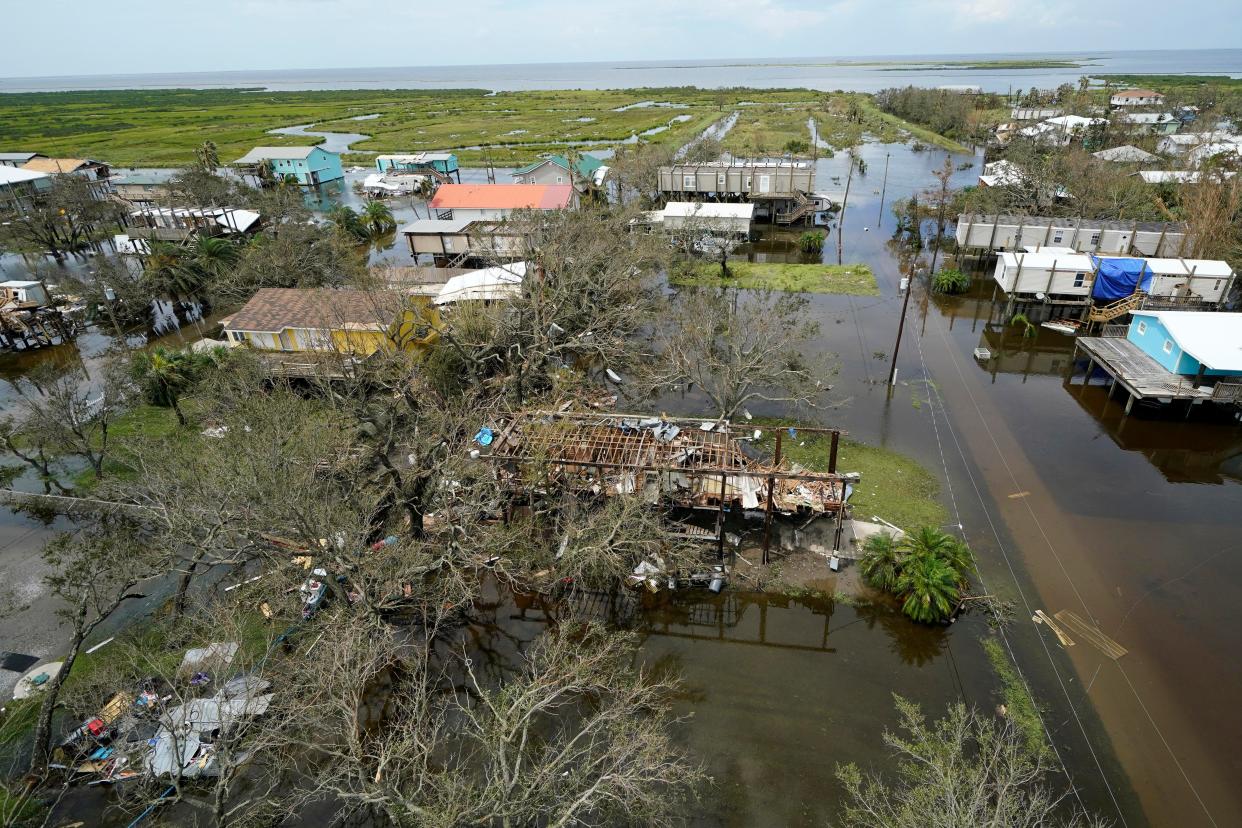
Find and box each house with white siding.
[956,214,1191,257]
[1110,89,1165,107]
[991,251,1234,305]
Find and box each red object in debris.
[86,718,105,736]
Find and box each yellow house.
[222,287,439,357]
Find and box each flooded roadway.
[830,144,1242,825]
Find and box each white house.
[0,152,44,168]
[1092,145,1159,164]
[1187,142,1242,168]
[1017,115,1105,146]
[1009,107,1061,121]
[1110,89,1165,107]
[1157,132,1240,157]
[1117,112,1179,135]
[991,251,1233,304]
[955,214,1191,257]
[434,262,527,306]
[656,202,754,236]
[1137,170,1237,185]
[0,166,51,209]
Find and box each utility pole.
[877,151,890,226]
[836,153,855,266]
[887,264,915,387]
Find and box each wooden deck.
[1075,336,1209,403]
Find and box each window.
[1136,320,1147,335]
[1162,339,1174,354]
[1053,231,1064,243]
[745,176,752,189]
[1073,272,1085,287]
[556,175,563,184]
[1090,233,1101,245]
[717,173,726,188]
[682,174,696,189]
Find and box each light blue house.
[1127,310,1242,380]
[374,152,459,180]
[234,146,343,187]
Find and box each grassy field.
[1090,73,1242,89]
[876,58,1092,71]
[854,97,974,153]
[672,261,879,295]
[719,93,970,155]
[720,103,819,156]
[751,420,948,532]
[0,87,804,168]
[1,86,974,168]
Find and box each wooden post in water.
[762,430,783,565]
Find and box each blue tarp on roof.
[1091,256,1154,301]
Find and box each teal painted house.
[1127,310,1242,379]
[234,146,343,186]
[375,152,459,180]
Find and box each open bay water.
[3,49,1242,94]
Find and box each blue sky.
[4,0,1241,77]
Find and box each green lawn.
[671,261,879,296]
[71,402,189,489]
[752,420,948,532]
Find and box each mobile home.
[992,252,1234,305]
[956,214,1191,258]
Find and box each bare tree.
[430,207,666,405]
[283,619,704,827]
[640,288,832,420]
[7,357,130,485]
[1178,169,1242,260]
[28,518,166,772]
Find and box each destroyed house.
[485,412,851,547]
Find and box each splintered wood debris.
[485,411,849,515]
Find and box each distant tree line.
[873,86,1004,143]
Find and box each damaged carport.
[484,411,854,564]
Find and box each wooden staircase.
[775,191,815,225]
[1088,291,1146,323]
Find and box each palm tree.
[196,140,220,172]
[859,531,903,592]
[895,552,960,624]
[360,200,396,235]
[327,206,366,240]
[901,526,974,583]
[132,347,198,425]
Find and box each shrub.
[932,268,969,294]
[798,231,826,254]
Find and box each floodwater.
[2,140,1242,827]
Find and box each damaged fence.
[484,411,854,563]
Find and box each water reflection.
[1065,380,1242,485]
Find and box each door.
[758,174,771,194]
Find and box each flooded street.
[2,137,1241,826]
